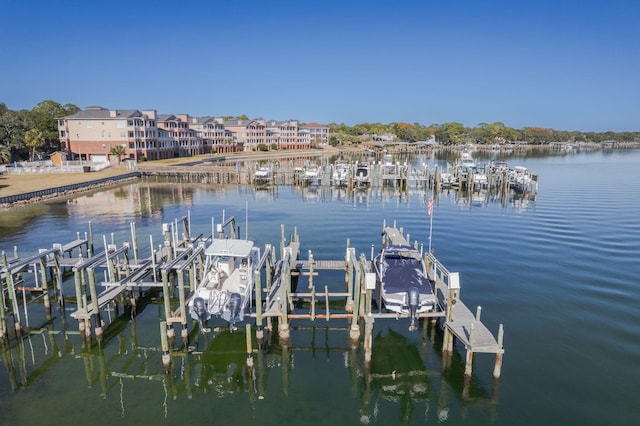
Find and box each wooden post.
[464,348,474,377]
[345,247,355,313]
[177,271,188,344]
[73,269,84,316]
[87,268,103,340]
[349,255,362,344]
[307,250,314,290]
[278,249,290,343]
[51,250,64,309]
[161,270,174,340]
[364,315,373,364]
[493,324,505,379]
[160,320,171,373]
[39,257,51,312]
[255,270,263,340]
[245,323,254,369]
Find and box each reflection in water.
[0,307,499,424]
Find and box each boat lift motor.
[228,292,242,331]
[407,286,420,331]
[192,297,210,333]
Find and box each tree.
[0,107,33,162]
[0,143,10,164]
[24,128,45,161]
[434,122,465,145]
[109,145,127,163]
[30,100,79,154]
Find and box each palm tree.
[24,128,45,161]
[109,145,127,164]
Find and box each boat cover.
[378,246,434,295]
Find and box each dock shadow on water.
[0,299,499,425]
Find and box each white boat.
[510,165,532,190]
[439,172,458,188]
[332,162,349,186]
[304,165,321,184]
[189,238,261,331]
[253,166,271,184]
[459,151,477,170]
[374,244,437,330]
[380,154,396,176]
[355,161,371,186]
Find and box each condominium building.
[58,106,327,161]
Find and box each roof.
[64,107,143,120]
[301,122,328,129]
[205,239,255,257]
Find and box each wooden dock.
[2,216,505,382]
[380,224,504,377]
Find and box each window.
[86,122,92,128]
[117,121,125,128]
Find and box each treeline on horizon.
[1,100,638,164]
[328,122,640,145]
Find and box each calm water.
[1,149,639,425]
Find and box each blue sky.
[1,0,638,131]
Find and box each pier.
[1,215,505,387]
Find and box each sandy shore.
[0,166,134,197]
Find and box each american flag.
[427,197,433,216]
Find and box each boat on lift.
[189,236,261,331]
[355,161,371,186]
[373,244,437,330]
[332,162,349,186]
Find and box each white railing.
[4,160,110,174]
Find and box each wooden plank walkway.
[294,259,346,270]
[443,297,501,353]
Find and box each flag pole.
[428,177,434,254]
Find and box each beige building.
[59,106,323,160]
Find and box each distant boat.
[459,151,477,170]
[189,238,261,331]
[332,162,349,186]
[510,165,533,191]
[373,244,437,330]
[303,164,321,185]
[439,172,458,188]
[380,154,397,177]
[355,161,371,186]
[253,166,272,184]
[459,151,487,188]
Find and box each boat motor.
[192,297,210,333]
[407,287,420,331]
[228,292,242,331]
